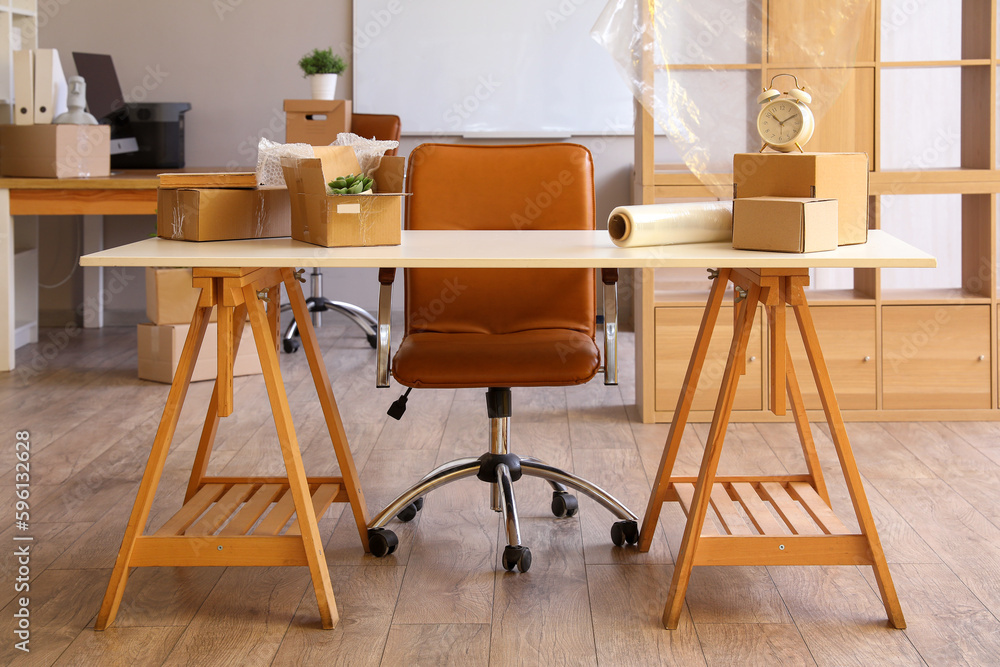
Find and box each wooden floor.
[3,320,1000,666]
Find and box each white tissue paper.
[256,137,314,187]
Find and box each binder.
[12,49,33,125]
[34,49,68,124]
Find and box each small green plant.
[298,48,347,76]
[329,173,374,194]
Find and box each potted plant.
[298,47,346,100]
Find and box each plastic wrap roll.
[607,202,733,248]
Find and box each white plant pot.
[309,73,339,100]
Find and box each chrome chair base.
[281,298,378,352]
[366,388,640,571]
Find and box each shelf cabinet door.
[882,305,992,410]
[786,305,877,410]
[654,305,763,413]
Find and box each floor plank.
[54,626,185,666]
[381,623,490,667]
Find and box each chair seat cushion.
[391,330,600,388]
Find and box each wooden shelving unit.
[634,0,1000,423]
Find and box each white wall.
[36,0,635,327]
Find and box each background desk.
[0,169,229,371]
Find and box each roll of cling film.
[592,0,871,196]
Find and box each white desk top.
[80,230,935,270]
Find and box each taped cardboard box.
[156,187,291,241]
[145,267,219,324]
[0,124,110,178]
[732,197,839,253]
[733,152,868,246]
[137,321,261,384]
[281,145,405,247]
[284,99,352,145]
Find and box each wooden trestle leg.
[96,267,371,631]
[641,268,905,631]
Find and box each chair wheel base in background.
[550,491,579,518]
[611,520,639,546]
[366,333,378,348]
[502,545,532,573]
[395,498,424,522]
[282,338,300,354]
[368,528,398,557]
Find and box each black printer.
[72,53,191,169]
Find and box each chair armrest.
[602,268,618,386]
[376,268,396,388]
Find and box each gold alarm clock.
[756,74,814,153]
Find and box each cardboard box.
[137,321,261,384]
[157,187,291,241]
[145,267,219,324]
[284,99,352,145]
[732,197,839,253]
[281,145,405,247]
[0,124,110,178]
[733,152,868,246]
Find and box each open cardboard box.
[281,145,406,247]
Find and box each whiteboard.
[352,0,634,136]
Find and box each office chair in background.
[282,113,403,352]
[366,143,639,572]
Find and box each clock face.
[757,100,805,147]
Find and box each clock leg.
[759,143,768,153]
[795,142,804,153]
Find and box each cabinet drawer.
[883,305,991,410]
[786,305,877,410]
[654,306,763,413]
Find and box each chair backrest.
[351,113,401,156]
[404,143,596,338]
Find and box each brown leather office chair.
[367,143,638,572]
[282,113,403,352]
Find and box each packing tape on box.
[607,202,733,248]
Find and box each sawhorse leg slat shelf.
[96,266,370,630]
[638,267,905,630]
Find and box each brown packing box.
[733,152,869,246]
[157,187,291,241]
[732,197,839,253]
[284,99,352,145]
[137,321,261,384]
[282,145,405,247]
[0,124,110,178]
[145,267,219,324]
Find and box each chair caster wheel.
[611,520,639,547]
[395,498,424,522]
[501,545,532,573]
[282,338,300,354]
[368,528,398,557]
[551,491,579,518]
[366,333,378,348]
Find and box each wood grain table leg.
[96,306,212,630]
[185,302,247,502]
[638,268,731,552]
[662,282,761,629]
[784,341,830,505]
[792,285,905,629]
[243,281,339,629]
[283,268,371,550]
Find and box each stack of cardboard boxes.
[731,152,870,252]
[138,267,261,383]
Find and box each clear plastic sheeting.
[256,137,314,187]
[333,132,400,176]
[592,0,871,196]
[608,201,732,247]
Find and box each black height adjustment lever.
[387,387,412,420]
